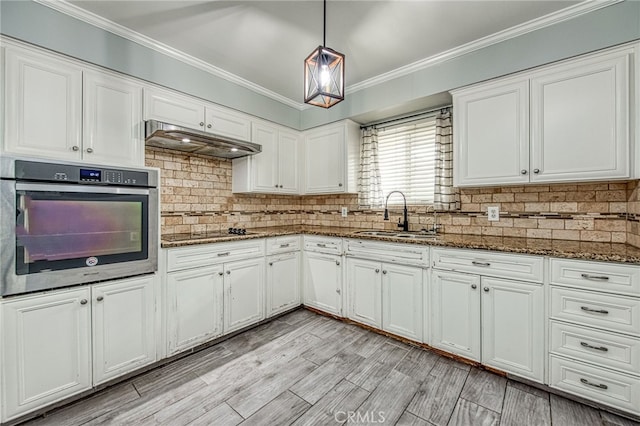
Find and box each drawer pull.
[217,252,230,257]
[279,243,290,248]
[580,378,608,390]
[581,273,610,281]
[317,243,327,248]
[471,261,491,267]
[580,306,609,315]
[580,341,609,352]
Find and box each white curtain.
[433,108,460,210]
[358,126,383,208]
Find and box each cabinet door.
[304,125,346,193]
[224,258,265,333]
[266,252,301,317]
[92,276,156,385]
[382,263,423,342]
[530,50,630,182]
[278,129,300,194]
[481,277,544,382]
[250,122,278,192]
[1,288,91,421]
[167,266,224,355]
[143,87,205,129]
[4,47,82,160]
[346,258,382,328]
[303,251,342,316]
[453,78,529,186]
[83,71,143,166]
[431,270,481,361]
[204,104,251,141]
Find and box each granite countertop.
[161,225,640,264]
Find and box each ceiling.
[67,0,581,107]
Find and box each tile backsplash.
[147,147,639,247]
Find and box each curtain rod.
[360,104,452,129]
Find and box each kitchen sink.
[352,230,439,239]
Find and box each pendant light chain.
[323,0,326,47]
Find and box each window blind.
[377,117,436,205]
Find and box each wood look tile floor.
[22,309,640,426]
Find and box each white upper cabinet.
[530,50,630,182]
[3,43,145,166]
[232,121,300,194]
[302,120,360,194]
[83,70,144,167]
[4,46,83,160]
[453,42,637,187]
[144,86,251,141]
[454,77,529,186]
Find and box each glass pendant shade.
[304,45,345,108]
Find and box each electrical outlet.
[341,207,348,218]
[487,206,500,222]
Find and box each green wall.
[1,0,639,131]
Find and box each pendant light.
[304,0,345,108]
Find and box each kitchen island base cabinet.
[431,270,481,361]
[224,258,265,334]
[166,266,224,356]
[303,251,343,317]
[266,252,301,318]
[1,288,92,422]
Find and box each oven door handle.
[16,182,151,195]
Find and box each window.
[377,117,436,205]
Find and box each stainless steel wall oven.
[1,157,158,296]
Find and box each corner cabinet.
[453,42,638,186]
[232,121,301,194]
[302,120,360,194]
[3,43,145,167]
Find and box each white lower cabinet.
[224,258,265,333]
[1,288,92,422]
[0,275,158,423]
[92,276,157,385]
[430,260,544,382]
[166,266,224,356]
[266,251,301,317]
[347,258,382,328]
[303,251,343,316]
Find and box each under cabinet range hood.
[144,120,261,159]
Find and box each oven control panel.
[14,160,155,187]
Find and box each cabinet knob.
[207,124,212,129]
[96,296,104,302]
[336,289,341,294]
[375,268,380,273]
[382,270,387,275]
[338,183,343,187]
[72,145,80,152]
[226,270,231,275]
[520,169,527,175]
[275,184,279,188]
[218,272,224,276]
[86,147,94,153]
[80,299,88,305]
[199,122,205,127]
[533,168,540,174]
[269,262,273,266]
[483,287,490,292]
[279,185,283,188]
[336,260,340,266]
[471,284,477,289]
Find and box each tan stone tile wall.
[147,147,639,246]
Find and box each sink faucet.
[383,191,409,232]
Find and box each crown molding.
[346,0,623,94]
[34,0,306,110]
[35,0,620,109]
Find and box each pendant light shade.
[304,0,345,108]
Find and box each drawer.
[550,355,640,415]
[167,239,265,272]
[550,258,640,296]
[303,236,342,255]
[266,235,301,255]
[550,321,640,375]
[345,239,429,267]
[550,287,640,337]
[431,247,543,283]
